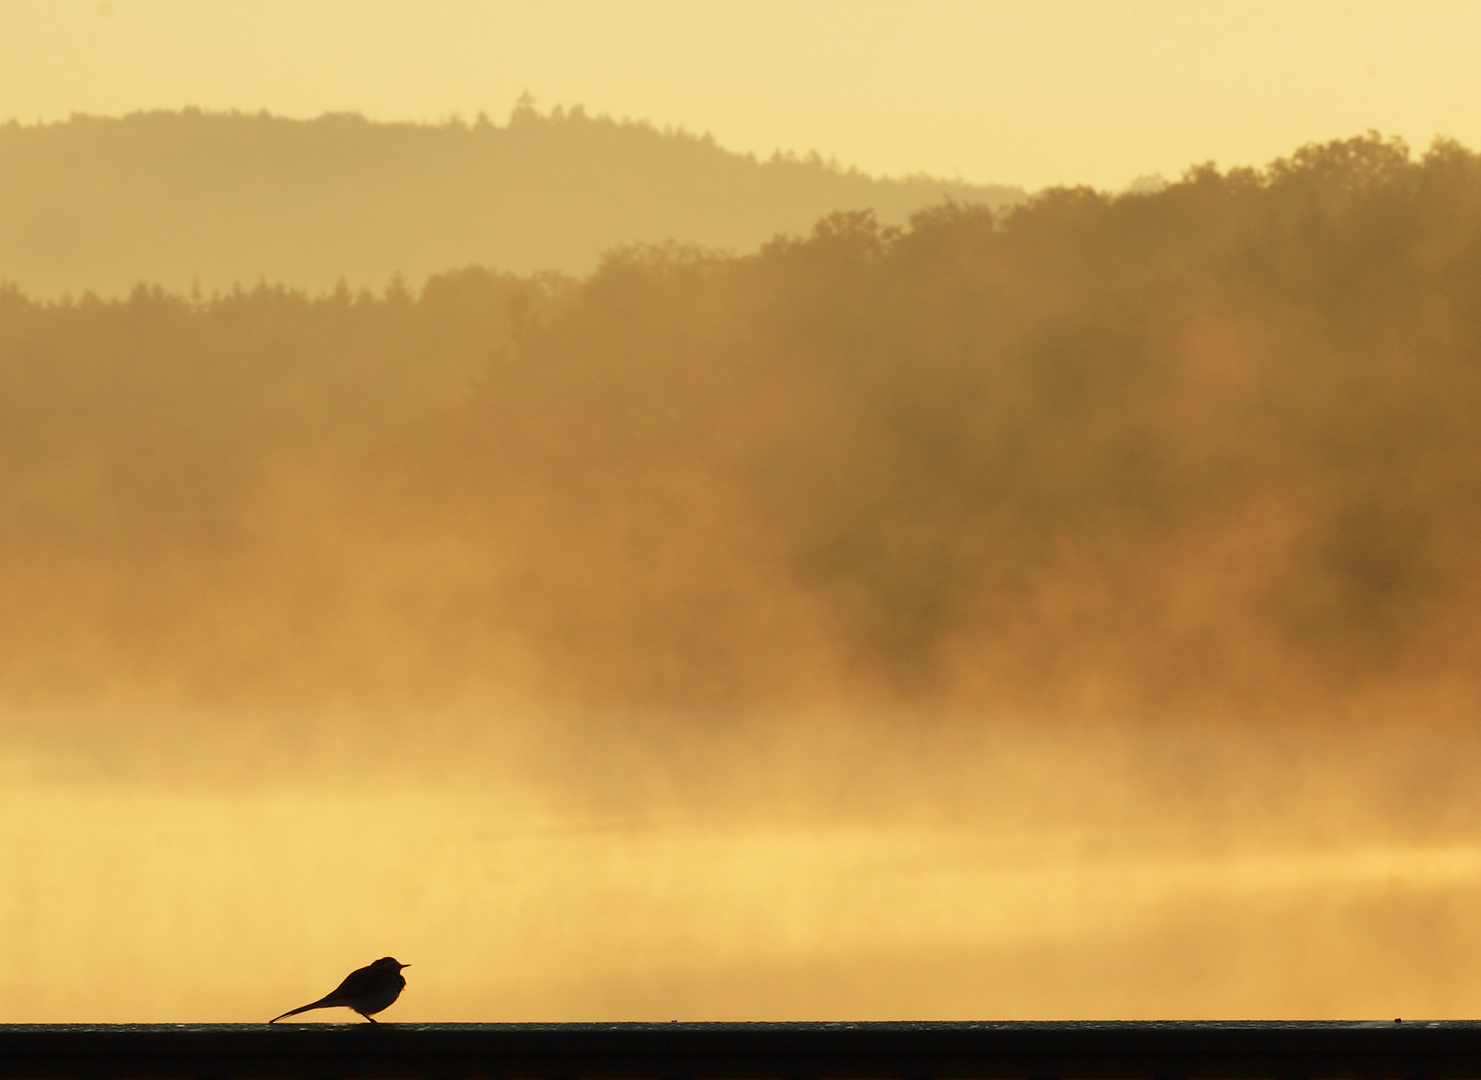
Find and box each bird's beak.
[400,963,410,969]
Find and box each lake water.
[3,712,1480,1021]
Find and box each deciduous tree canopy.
[5,133,1480,720]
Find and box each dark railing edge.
[4,1021,1481,1080]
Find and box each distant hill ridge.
[0,102,1024,297]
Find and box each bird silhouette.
[269,957,409,1023]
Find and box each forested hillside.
[0,102,1021,298]
[4,132,1479,721]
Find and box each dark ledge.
[1,1021,1478,1079]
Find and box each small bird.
[269,957,409,1024]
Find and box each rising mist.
[4,132,1480,721]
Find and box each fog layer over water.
[4,133,1481,1018]
[3,715,1481,1020]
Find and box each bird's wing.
[334,965,379,996]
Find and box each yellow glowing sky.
[3,1,1481,195]
[2,0,1481,189]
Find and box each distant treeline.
[0,103,1021,299]
[4,132,1481,719]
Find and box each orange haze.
[4,129,1481,1021]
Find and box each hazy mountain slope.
[0,104,1024,297]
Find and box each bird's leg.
[363,1014,379,1024]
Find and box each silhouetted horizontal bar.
[2,1021,1479,1079]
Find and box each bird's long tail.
[268,996,338,1024]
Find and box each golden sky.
[2,0,1479,190]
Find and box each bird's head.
[374,957,409,971]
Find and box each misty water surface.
[4,713,1481,1021]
